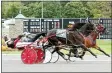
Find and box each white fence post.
[62,18,63,29]
[80,18,81,23]
[40,18,41,32]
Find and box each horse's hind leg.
[79,51,86,60]
[67,49,75,62]
[81,44,97,58]
[57,51,68,61]
[94,46,110,57]
[53,47,68,61]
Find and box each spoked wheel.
[35,48,45,64]
[43,49,52,64]
[50,52,59,63]
[21,46,45,64]
[21,48,37,64]
[46,47,60,63]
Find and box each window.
[24,21,28,26]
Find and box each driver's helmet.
[67,24,73,28]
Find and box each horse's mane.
[70,22,95,36]
[68,22,87,31]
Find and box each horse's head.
[83,20,96,35]
[96,24,106,34]
[87,20,106,34]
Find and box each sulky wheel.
[21,47,37,64]
[43,49,52,64]
[50,52,59,63]
[34,48,45,64]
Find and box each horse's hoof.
[95,56,97,58]
[66,60,69,63]
[94,55,97,58]
[81,57,84,60]
[79,56,83,60]
[107,55,110,57]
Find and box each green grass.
[90,39,111,55]
[2,50,22,54]
[2,39,111,55]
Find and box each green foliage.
[87,2,111,18]
[22,2,42,18]
[63,2,89,18]
[2,2,22,18]
[1,1,111,18]
[43,2,62,18]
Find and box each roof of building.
[15,13,26,19]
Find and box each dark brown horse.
[68,21,110,58]
[44,22,110,61]
[67,22,94,36]
[68,24,110,58]
[68,21,95,37]
[44,22,98,60]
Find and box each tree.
[22,2,42,18]
[87,2,111,18]
[2,2,23,18]
[63,2,89,18]
[43,2,62,18]
[1,1,111,18]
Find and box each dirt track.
[2,54,111,72]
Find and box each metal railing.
[23,18,111,39]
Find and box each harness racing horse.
[82,24,110,57]
[43,22,110,61]
[43,22,98,61]
[68,23,110,59]
[68,21,110,58]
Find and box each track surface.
[2,54,111,72]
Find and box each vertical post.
[86,17,89,23]
[28,19,30,33]
[62,18,63,29]
[40,18,41,32]
[80,18,81,23]
[99,18,101,39]
[42,1,43,18]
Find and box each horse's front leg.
[68,49,71,60]
[94,45,110,57]
[81,44,97,58]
